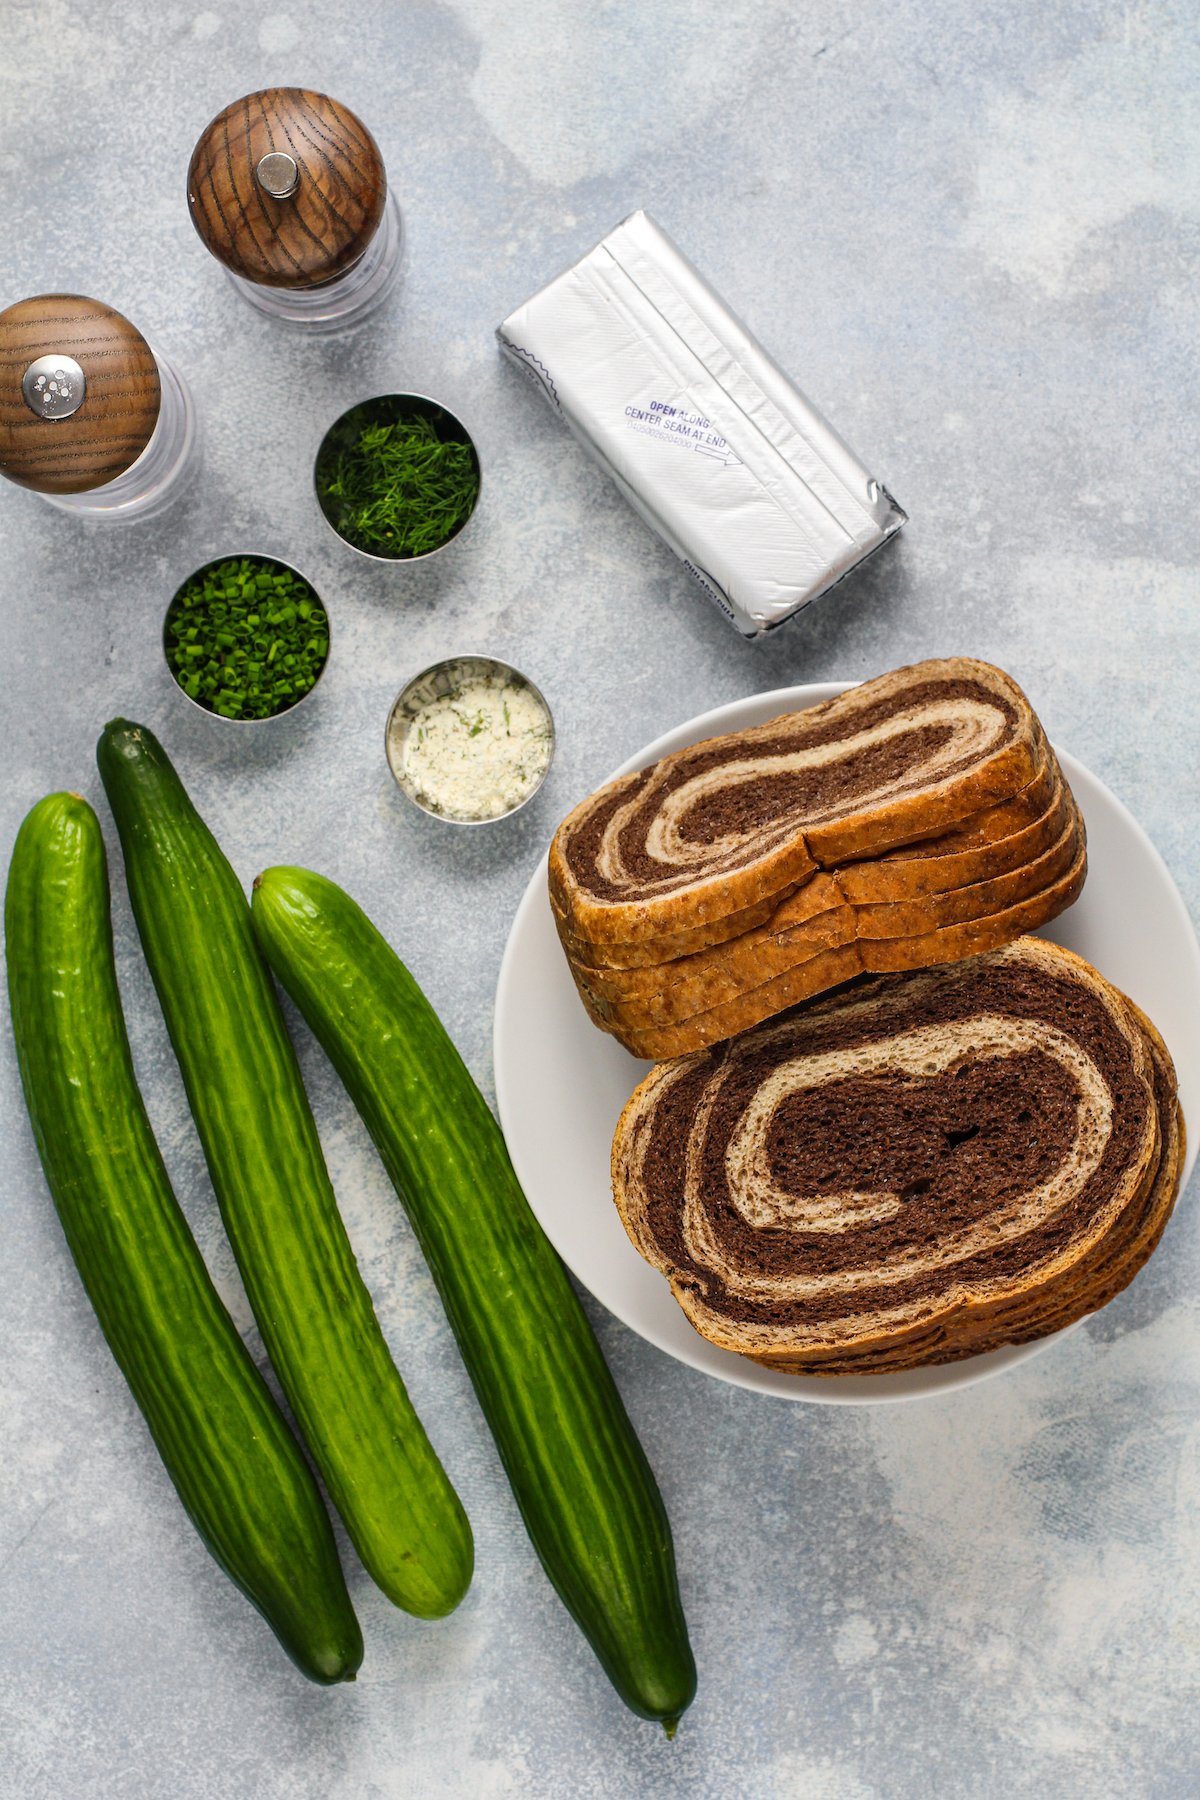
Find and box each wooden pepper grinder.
[0,294,196,520]
[187,88,402,331]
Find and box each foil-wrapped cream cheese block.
[497,211,906,638]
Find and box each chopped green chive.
[164,557,328,721]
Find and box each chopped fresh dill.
[315,399,480,559]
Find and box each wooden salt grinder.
[0,293,194,518]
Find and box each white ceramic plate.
[494,684,1200,1404]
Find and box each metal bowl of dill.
[313,392,482,562]
[163,553,331,723]
[385,654,555,824]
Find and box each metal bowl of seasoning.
[314,392,482,563]
[385,655,555,824]
[163,553,331,723]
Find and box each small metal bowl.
[385,654,555,824]
[313,391,482,563]
[163,552,331,724]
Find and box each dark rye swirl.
[611,939,1183,1375]
[551,659,1048,956]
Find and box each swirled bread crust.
[551,660,1088,1055]
[576,810,1081,1017]
[610,940,1182,1374]
[551,660,1045,949]
[577,827,1087,1060]
[555,751,1065,975]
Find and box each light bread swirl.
[610,939,1182,1375]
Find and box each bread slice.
[856,811,1083,939]
[610,938,1182,1375]
[576,803,1082,1019]
[576,873,854,1011]
[761,1047,1180,1374]
[554,762,1068,979]
[775,1034,1182,1375]
[834,765,1066,905]
[551,659,1048,952]
[550,874,812,971]
[585,834,1087,1059]
[554,659,1088,1059]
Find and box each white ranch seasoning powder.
[399,675,552,820]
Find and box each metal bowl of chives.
[162,553,331,723]
[313,392,482,564]
[385,654,555,824]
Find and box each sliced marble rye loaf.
[554,753,1066,969]
[550,657,1052,957]
[550,657,1086,1056]
[610,939,1184,1376]
[573,815,1088,1061]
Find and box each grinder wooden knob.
[0,294,161,495]
[186,88,389,290]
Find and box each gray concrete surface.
[2,3,1198,1795]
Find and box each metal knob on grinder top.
[186,88,402,329]
[0,293,195,520]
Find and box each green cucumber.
[5,794,362,1684]
[97,722,472,1620]
[251,865,697,1730]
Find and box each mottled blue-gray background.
[3,3,1198,1796]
